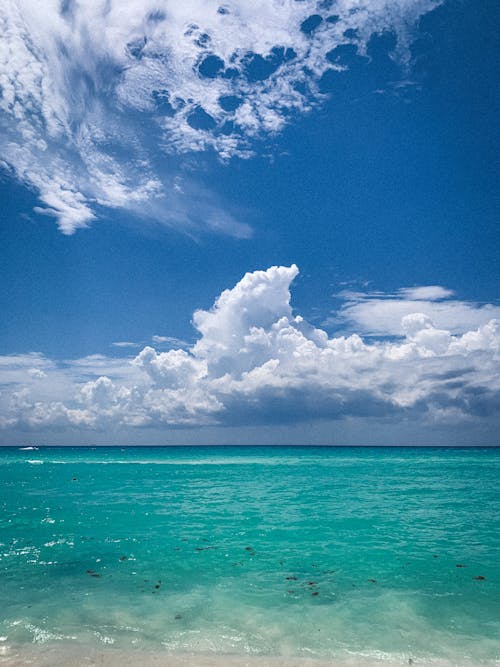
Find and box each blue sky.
[1,0,499,445]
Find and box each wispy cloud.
[1,265,499,435]
[151,335,190,349]
[112,341,141,349]
[1,0,441,234]
[330,286,500,336]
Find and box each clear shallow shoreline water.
[1,645,495,667]
[0,446,499,666]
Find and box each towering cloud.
[1,265,499,436]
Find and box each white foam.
[41,457,301,466]
[94,631,115,645]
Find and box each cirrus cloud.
[1,0,441,233]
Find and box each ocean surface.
[0,446,499,666]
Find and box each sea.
[0,446,499,666]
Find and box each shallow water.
[0,446,499,665]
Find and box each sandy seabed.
[0,644,486,667]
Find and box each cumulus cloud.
[1,265,499,435]
[332,285,500,336]
[1,0,440,233]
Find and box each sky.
[0,0,499,446]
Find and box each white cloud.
[112,341,141,349]
[28,368,47,379]
[151,335,189,348]
[399,286,455,301]
[134,347,205,390]
[332,285,500,337]
[192,264,301,376]
[1,0,441,233]
[1,265,499,435]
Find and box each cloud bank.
[332,286,500,337]
[1,265,499,438]
[1,0,440,233]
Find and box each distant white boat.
[19,446,39,451]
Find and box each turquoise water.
[0,446,499,664]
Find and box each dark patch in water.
[473,575,486,580]
[86,570,100,578]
